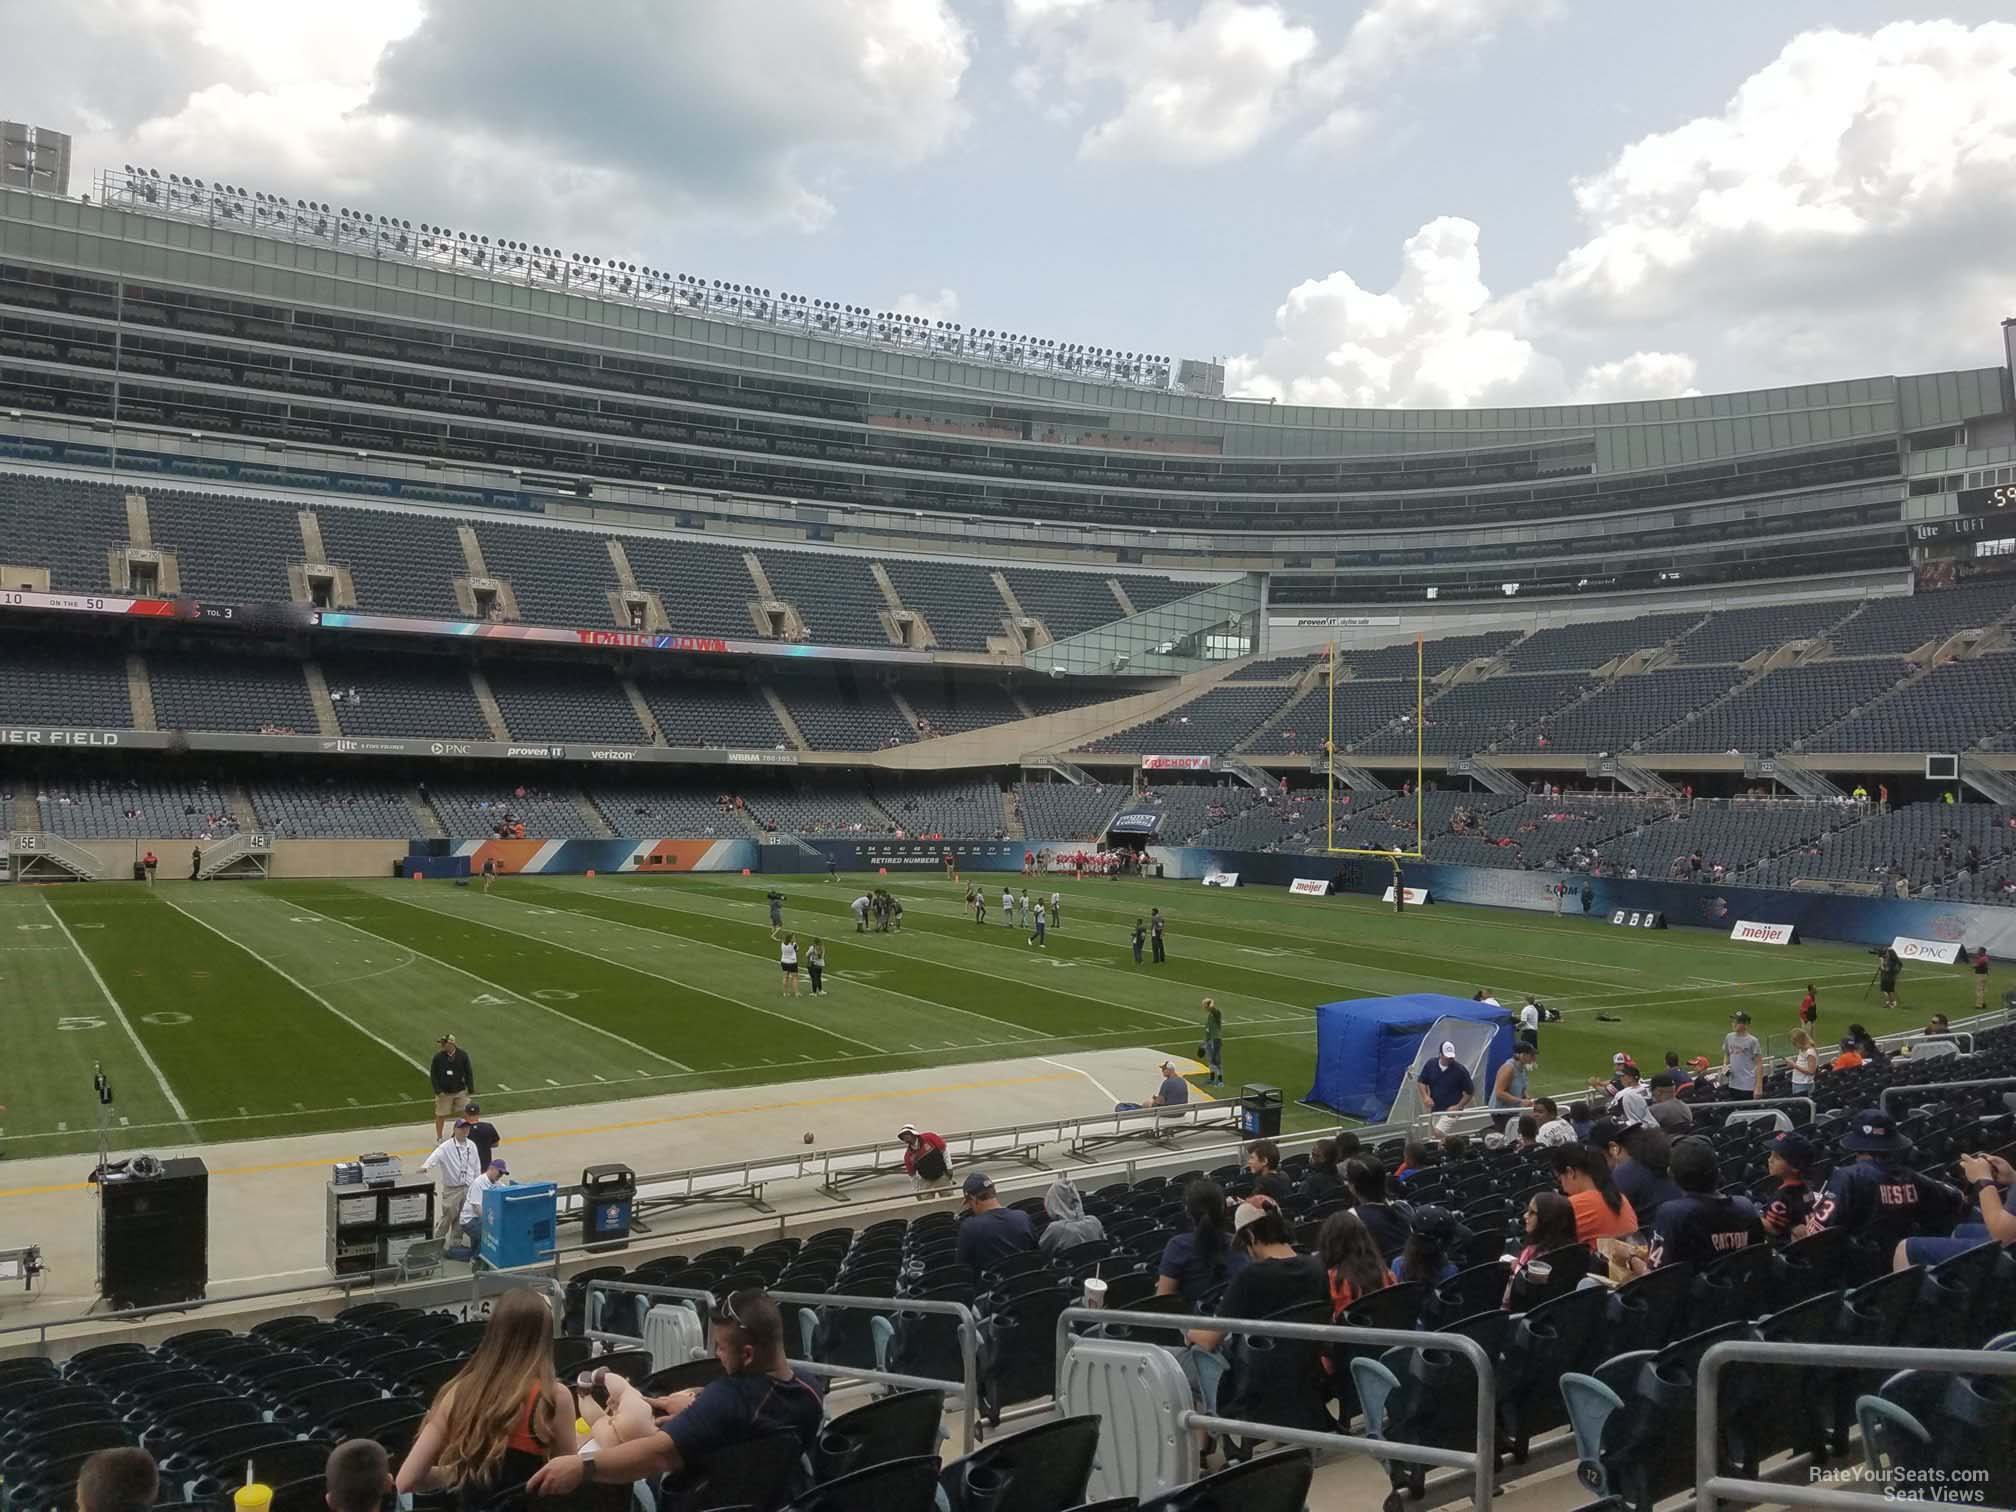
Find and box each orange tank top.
[507,1383,546,1455]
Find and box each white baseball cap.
[1439,1040,1456,1058]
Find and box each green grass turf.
[0,871,1973,1161]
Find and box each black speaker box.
[100,1156,208,1309]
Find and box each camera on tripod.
[93,1061,113,1106]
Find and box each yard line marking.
[377,889,892,1058]
[157,893,429,1077]
[43,897,195,1136]
[519,886,1057,1044]
[280,896,694,1074]
[1038,1056,1123,1106]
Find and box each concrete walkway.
[0,1046,1202,1323]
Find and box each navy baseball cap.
[1840,1108,1910,1153]
[1409,1205,1459,1243]
[962,1172,995,1197]
[1768,1131,1815,1170]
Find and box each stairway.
[620,676,667,746]
[760,686,811,751]
[125,654,156,731]
[574,790,615,839]
[12,791,38,831]
[999,787,1024,839]
[887,686,924,736]
[301,661,342,737]
[469,668,511,740]
[220,780,256,830]
[406,787,447,840]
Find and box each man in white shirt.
[1519,996,1542,1047]
[1608,1063,1655,1128]
[421,1121,482,1239]
[458,1158,509,1248]
[1533,1096,1576,1147]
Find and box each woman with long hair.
[1157,1177,1239,1302]
[396,1289,578,1504]
[1504,1192,1586,1308]
[1394,1206,1460,1287]
[1788,1027,1819,1091]
[1317,1209,1392,1319]
[1547,1142,1639,1244]
[1184,1197,1326,1412]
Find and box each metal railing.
[1696,1339,2016,1512]
[1880,1077,2016,1118]
[584,1279,983,1453]
[0,1259,563,1359]
[1054,1306,1496,1509]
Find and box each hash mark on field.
[545,1078,560,1087]
[56,1122,67,1132]
[118,1116,129,1126]
[593,1074,607,1082]
[497,1083,513,1091]
[293,1103,305,1111]
[238,1106,249,1117]
[346,1097,360,1107]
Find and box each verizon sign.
[1891,936,1965,965]
[1730,920,1799,946]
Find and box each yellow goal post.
[1323,634,1424,858]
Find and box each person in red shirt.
[897,1125,949,1192]
[1798,983,1818,1028]
[1973,947,1991,1010]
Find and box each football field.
[0,872,1972,1160]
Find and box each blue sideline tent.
[1303,993,1517,1122]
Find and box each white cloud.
[1511,19,2016,382]
[1569,353,1700,404]
[1232,19,2016,408]
[1003,0,1548,163]
[1298,0,1548,148]
[1008,0,1318,165]
[48,1,973,240]
[1227,217,1553,409]
[892,287,961,321]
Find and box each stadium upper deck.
[0,175,2010,599]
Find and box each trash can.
[580,1164,636,1251]
[1239,1084,1283,1139]
[479,1181,557,1270]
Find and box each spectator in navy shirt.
[1809,1109,1964,1253]
[527,1290,822,1511]
[1593,1121,1682,1224]
[1244,1140,1294,1204]
[1394,1205,1462,1287]
[1345,1157,1412,1262]
[954,1172,1037,1273]
[1417,1041,1474,1114]
[1638,1138,1765,1272]
[1760,1130,1816,1242]
[1157,1178,1243,1303]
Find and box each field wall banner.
[405,838,758,876]
[1146,846,2016,954]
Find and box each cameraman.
[1875,945,1901,1011]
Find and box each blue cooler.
[480,1181,558,1270]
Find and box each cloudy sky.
[16,1,2016,408]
